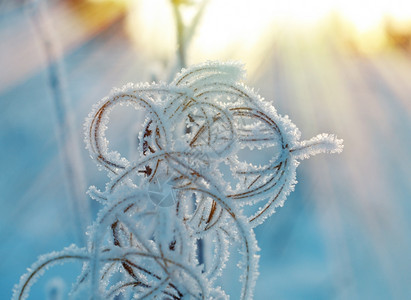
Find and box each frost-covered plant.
[13,62,343,300]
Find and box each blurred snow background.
[1,0,410,299]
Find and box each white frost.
[14,61,343,300]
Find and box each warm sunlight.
[122,0,411,73]
[3,0,410,298]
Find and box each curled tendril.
[14,61,342,300]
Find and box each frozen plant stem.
[13,62,343,300]
[26,0,90,245]
[170,0,209,265]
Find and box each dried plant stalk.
[14,62,342,300]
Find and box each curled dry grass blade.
[14,62,342,299]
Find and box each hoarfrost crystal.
[13,61,343,300]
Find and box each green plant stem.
[172,2,187,69]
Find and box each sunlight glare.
[123,0,411,70]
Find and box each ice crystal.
[13,61,343,300]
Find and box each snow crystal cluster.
[13,61,343,300]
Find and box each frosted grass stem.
[26,0,90,245]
